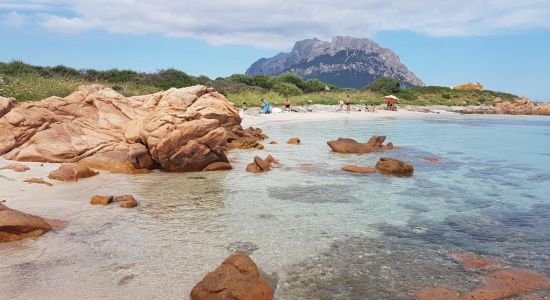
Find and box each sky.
[1,0,550,100]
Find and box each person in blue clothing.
[260,98,272,114]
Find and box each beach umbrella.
[384,95,399,102]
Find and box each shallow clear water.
[1,114,550,299]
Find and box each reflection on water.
[1,114,550,299]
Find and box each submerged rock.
[0,84,243,173]
[0,203,53,242]
[327,136,394,153]
[0,163,30,172]
[375,157,414,175]
[416,268,550,300]
[48,163,98,182]
[190,253,273,300]
[226,241,260,255]
[23,178,53,186]
[202,161,233,172]
[448,251,497,270]
[341,165,376,174]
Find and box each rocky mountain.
[246,36,424,89]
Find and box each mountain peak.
[246,36,423,89]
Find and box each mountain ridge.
[246,36,424,89]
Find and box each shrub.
[365,77,401,94]
[272,82,303,96]
[251,75,273,89]
[0,60,39,76]
[227,74,254,85]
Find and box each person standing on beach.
[337,99,344,112]
[346,95,351,113]
[283,98,291,112]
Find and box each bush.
[228,74,254,85]
[0,60,39,76]
[303,79,326,93]
[272,82,303,96]
[365,77,401,94]
[251,75,272,89]
[272,73,306,90]
[149,69,197,89]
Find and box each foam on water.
[1,114,549,299]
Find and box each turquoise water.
[1,114,549,299]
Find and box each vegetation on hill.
[0,60,517,107]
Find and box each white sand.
[241,108,453,127]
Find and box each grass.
[1,60,519,106]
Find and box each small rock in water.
[226,241,260,255]
[48,163,98,182]
[113,195,138,208]
[287,137,301,145]
[90,195,113,205]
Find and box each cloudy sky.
[1,0,550,99]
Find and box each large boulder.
[327,136,394,154]
[375,157,414,175]
[0,85,243,172]
[190,253,273,300]
[0,203,52,242]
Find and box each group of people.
[242,98,292,114]
[336,95,378,113]
[242,95,394,115]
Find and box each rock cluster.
[246,155,278,173]
[496,97,550,115]
[375,157,413,175]
[227,127,267,150]
[190,253,273,300]
[0,84,246,173]
[327,136,394,154]
[0,203,53,242]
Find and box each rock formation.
[496,97,550,115]
[327,136,394,154]
[0,203,53,242]
[375,157,414,175]
[0,84,247,173]
[246,36,424,89]
[190,253,273,300]
[341,165,376,174]
[202,162,233,172]
[453,82,484,91]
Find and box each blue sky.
[1,0,550,100]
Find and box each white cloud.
[1,11,27,28]
[12,0,550,48]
